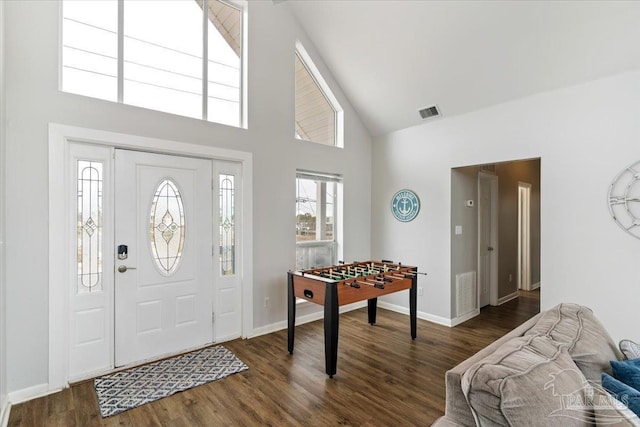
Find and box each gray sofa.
[432,303,640,426]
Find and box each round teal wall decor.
[391,189,420,222]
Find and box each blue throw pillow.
[602,373,640,417]
[611,359,640,392]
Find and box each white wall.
[3,1,371,394]
[450,166,480,316]
[372,70,640,341]
[0,0,8,417]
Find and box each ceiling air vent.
[418,105,441,120]
[481,164,496,173]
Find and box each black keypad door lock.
[117,245,128,260]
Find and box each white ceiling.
[285,1,640,136]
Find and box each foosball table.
[287,260,418,377]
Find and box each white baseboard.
[250,300,490,339]
[247,301,367,339]
[419,311,456,327]
[0,398,10,427]
[450,309,480,327]
[377,301,458,327]
[497,291,519,305]
[7,383,59,405]
[247,321,286,339]
[377,301,410,317]
[530,282,540,290]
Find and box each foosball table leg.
[410,270,417,340]
[287,271,296,354]
[324,283,339,378]
[367,298,378,325]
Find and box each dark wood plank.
[8,290,539,426]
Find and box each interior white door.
[114,150,213,367]
[478,172,498,308]
[518,183,532,291]
[213,161,242,342]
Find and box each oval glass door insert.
[150,179,185,275]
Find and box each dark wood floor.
[9,290,539,426]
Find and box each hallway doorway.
[450,158,541,323]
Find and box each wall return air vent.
[418,105,441,120]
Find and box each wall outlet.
[418,287,424,296]
[264,297,269,308]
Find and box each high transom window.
[295,171,342,270]
[294,42,344,147]
[62,0,244,127]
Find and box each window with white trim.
[295,171,342,270]
[62,0,244,127]
[294,42,343,147]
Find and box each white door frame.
[48,123,254,391]
[477,172,499,307]
[517,182,532,291]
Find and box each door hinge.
[212,312,215,325]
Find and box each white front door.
[114,149,213,367]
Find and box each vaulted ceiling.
[285,1,640,136]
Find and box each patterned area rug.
[94,345,248,417]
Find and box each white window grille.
[296,171,342,270]
[62,0,244,127]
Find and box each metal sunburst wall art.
[608,160,640,239]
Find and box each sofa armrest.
[442,313,543,426]
[431,415,467,426]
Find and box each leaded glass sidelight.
[150,179,185,275]
[219,174,235,276]
[77,160,103,293]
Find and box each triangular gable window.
[295,42,344,147]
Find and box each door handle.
[117,265,137,273]
[487,247,494,251]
